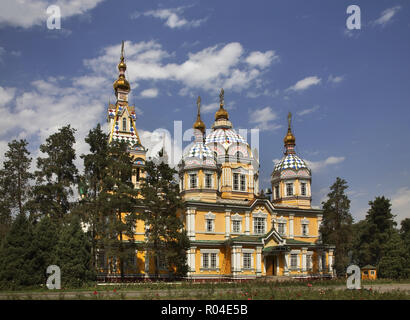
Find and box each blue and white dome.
[205,128,247,149]
[273,154,309,172]
[184,141,214,159]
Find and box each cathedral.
[102,42,335,280]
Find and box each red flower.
[307,283,312,287]
[93,291,98,295]
[113,289,117,293]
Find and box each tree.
[0,139,33,241]
[320,177,353,276]
[378,230,408,279]
[31,216,60,285]
[399,218,410,277]
[0,213,36,288]
[97,140,139,280]
[29,126,78,221]
[139,151,190,278]
[355,196,396,267]
[55,215,95,287]
[77,124,110,270]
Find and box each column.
[144,251,150,277]
[245,211,250,235]
[225,209,231,239]
[188,247,196,276]
[317,214,323,243]
[302,247,307,273]
[186,207,196,240]
[318,251,322,273]
[289,214,294,239]
[271,214,277,231]
[256,247,262,277]
[276,255,280,276]
[284,252,290,276]
[329,249,334,276]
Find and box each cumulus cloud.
[245,50,279,68]
[85,40,277,94]
[0,0,104,29]
[133,6,206,29]
[287,76,321,92]
[140,88,159,98]
[249,107,281,131]
[0,86,16,107]
[391,187,410,223]
[373,6,401,27]
[304,156,345,173]
[328,74,344,84]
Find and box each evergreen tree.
[31,216,60,285]
[399,218,410,277]
[355,196,396,267]
[0,213,36,288]
[320,177,353,276]
[378,230,408,279]
[139,152,190,278]
[55,215,95,287]
[29,125,78,221]
[97,140,139,280]
[78,124,110,270]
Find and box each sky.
[0,0,409,224]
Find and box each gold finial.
[284,111,296,147]
[219,88,224,106]
[121,40,124,59]
[193,95,205,134]
[114,40,130,92]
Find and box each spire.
[113,40,130,96]
[284,112,296,154]
[215,88,229,120]
[193,96,206,136]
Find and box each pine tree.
[0,213,36,289]
[139,152,189,278]
[55,215,95,287]
[77,124,110,270]
[399,218,410,277]
[29,126,78,221]
[97,140,139,280]
[31,216,60,285]
[320,177,353,276]
[355,196,396,267]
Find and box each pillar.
[245,211,250,235]
[225,209,231,239]
[302,247,307,273]
[289,214,294,239]
[256,247,262,277]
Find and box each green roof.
[230,235,263,243]
[362,265,376,270]
[286,239,314,245]
[263,246,289,253]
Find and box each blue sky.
[0,0,409,223]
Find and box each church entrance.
[265,256,276,275]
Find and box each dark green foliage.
[320,177,354,276]
[55,215,95,287]
[400,218,410,277]
[139,152,190,278]
[354,196,396,268]
[29,125,78,221]
[378,230,408,279]
[0,213,36,289]
[31,216,60,285]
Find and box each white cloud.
[297,105,320,116]
[135,6,206,29]
[249,107,281,131]
[201,102,219,114]
[328,74,344,84]
[0,86,16,107]
[287,76,321,92]
[391,187,410,223]
[0,0,104,29]
[85,40,277,94]
[245,50,278,68]
[304,156,345,173]
[373,6,401,27]
[140,88,159,98]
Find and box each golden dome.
[118,58,127,71]
[193,96,206,134]
[113,75,130,92]
[284,112,295,146]
[215,104,229,121]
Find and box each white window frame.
[231,213,243,233]
[233,172,239,191]
[242,249,254,270]
[189,172,198,189]
[290,254,298,269]
[286,182,294,196]
[274,185,280,199]
[204,172,213,189]
[205,212,216,233]
[200,249,220,270]
[300,182,307,196]
[240,174,246,192]
[301,218,309,236]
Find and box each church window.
[203,253,209,268]
[302,224,308,236]
[206,219,214,232]
[307,255,312,270]
[254,217,265,234]
[210,253,217,268]
[278,222,286,235]
[291,254,298,269]
[158,254,167,270]
[205,173,213,189]
[233,220,241,233]
[122,117,127,131]
[322,253,327,270]
[189,173,197,189]
[243,253,252,269]
[233,173,239,190]
[286,183,293,196]
[301,182,307,196]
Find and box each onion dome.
[273,112,310,173]
[205,128,247,148]
[214,88,229,120]
[113,41,130,93]
[193,96,206,135]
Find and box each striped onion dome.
[205,128,247,149]
[273,154,309,172]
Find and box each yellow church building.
[99,43,335,281]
